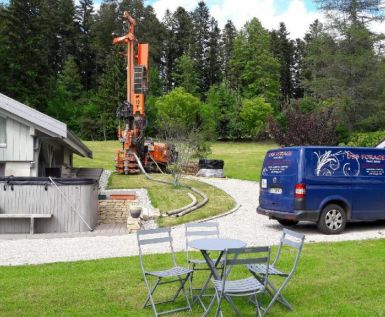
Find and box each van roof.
[269,146,385,151]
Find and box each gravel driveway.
[1,178,384,266]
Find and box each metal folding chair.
[247,228,305,314]
[185,222,221,268]
[137,228,193,317]
[185,222,222,307]
[209,246,271,317]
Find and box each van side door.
[351,151,385,220]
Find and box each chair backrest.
[137,228,176,271]
[221,246,271,292]
[273,228,305,274]
[185,222,220,260]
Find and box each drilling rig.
[113,11,171,175]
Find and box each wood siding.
[0,117,34,162]
[0,183,98,233]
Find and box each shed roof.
[0,93,92,158]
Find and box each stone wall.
[98,200,132,224]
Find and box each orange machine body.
[113,12,171,174]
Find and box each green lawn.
[74,141,277,181]
[209,141,277,181]
[110,174,235,227]
[1,239,384,316]
[73,140,274,226]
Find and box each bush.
[154,87,203,136]
[343,131,385,147]
[268,106,339,146]
[240,97,273,138]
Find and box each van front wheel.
[318,204,346,234]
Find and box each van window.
[312,149,385,177]
[0,117,6,148]
[262,150,298,176]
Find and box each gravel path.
[1,178,384,266]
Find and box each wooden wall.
[0,117,34,162]
[0,183,98,234]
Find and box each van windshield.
[262,150,298,176]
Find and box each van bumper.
[257,206,319,222]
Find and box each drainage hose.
[133,153,209,217]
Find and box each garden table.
[188,238,246,316]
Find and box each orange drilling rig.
[113,11,171,174]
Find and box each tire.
[317,204,346,234]
[277,219,299,226]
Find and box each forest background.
[0,0,384,146]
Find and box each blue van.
[257,146,385,234]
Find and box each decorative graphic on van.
[314,151,360,176]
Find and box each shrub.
[268,106,339,146]
[240,97,273,138]
[343,131,385,147]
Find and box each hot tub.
[0,177,98,234]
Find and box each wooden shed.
[0,93,101,234]
[0,93,92,177]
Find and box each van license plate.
[269,188,282,194]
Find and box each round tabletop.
[188,238,246,251]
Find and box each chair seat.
[146,266,193,278]
[213,277,264,294]
[247,264,288,276]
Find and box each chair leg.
[214,291,224,317]
[265,278,293,314]
[178,274,192,312]
[255,293,263,317]
[226,295,242,317]
[143,276,160,317]
[203,290,217,317]
[143,277,161,308]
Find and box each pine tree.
[305,1,385,129]
[76,0,95,90]
[94,47,126,140]
[316,0,385,25]
[270,22,295,105]
[46,56,83,131]
[161,9,177,91]
[0,4,8,94]
[207,17,222,88]
[41,0,77,79]
[0,0,49,110]
[173,7,193,58]
[191,1,211,96]
[292,38,305,99]
[92,1,120,79]
[221,20,237,84]
[172,54,199,95]
[230,18,280,108]
[161,6,193,91]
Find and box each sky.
[75,0,321,38]
[2,0,384,39]
[144,0,322,38]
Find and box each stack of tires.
[196,159,225,178]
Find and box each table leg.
[201,250,223,280]
[194,250,224,316]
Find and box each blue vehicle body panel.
[259,146,385,222]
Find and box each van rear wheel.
[277,219,299,226]
[318,204,346,234]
